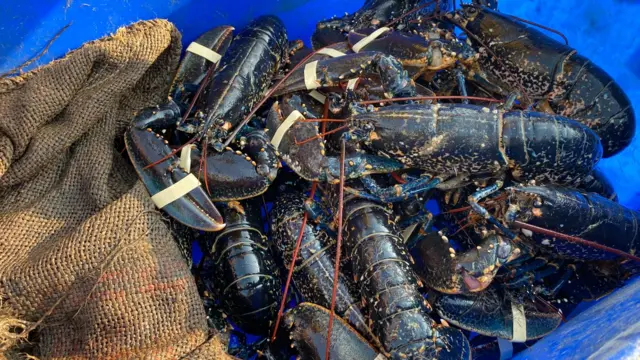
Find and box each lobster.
[268,100,603,205]
[125,16,288,231]
[198,199,282,335]
[448,5,636,157]
[271,189,381,347]
[284,303,383,360]
[341,195,471,359]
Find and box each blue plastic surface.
[3,0,639,358]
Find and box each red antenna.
[325,139,347,360]
[358,95,502,105]
[507,14,569,45]
[513,221,640,263]
[270,183,317,342]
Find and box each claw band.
[308,48,347,101]
[186,42,222,63]
[304,61,319,90]
[179,145,194,172]
[308,47,359,98]
[150,173,201,209]
[351,27,390,53]
[511,303,527,342]
[374,354,388,360]
[308,90,327,103]
[316,48,347,57]
[271,110,304,149]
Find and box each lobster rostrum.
[449,5,636,157]
[126,16,288,231]
[198,199,282,335]
[270,189,381,347]
[341,196,471,359]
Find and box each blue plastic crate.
[3,1,638,358]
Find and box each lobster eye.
[465,6,478,16]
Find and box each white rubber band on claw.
[151,173,201,209]
[316,48,347,58]
[511,303,527,343]
[304,61,320,90]
[346,78,358,90]
[271,110,304,149]
[186,42,222,63]
[374,353,388,360]
[308,48,347,102]
[308,90,327,104]
[351,27,390,53]
[179,145,194,173]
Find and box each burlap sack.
[0,20,230,359]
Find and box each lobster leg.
[405,214,435,249]
[349,174,441,203]
[468,181,518,239]
[504,262,563,288]
[455,67,470,104]
[539,264,575,298]
[504,257,549,278]
[125,103,224,231]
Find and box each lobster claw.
[125,126,225,232]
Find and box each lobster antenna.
[222,45,336,149]
[385,0,440,28]
[142,134,199,170]
[202,140,211,195]
[390,172,407,184]
[325,139,347,360]
[295,125,349,146]
[178,64,216,126]
[321,97,331,134]
[443,193,509,214]
[534,294,566,322]
[271,182,318,341]
[358,95,501,105]
[513,221,640,263]
[298,118,348,123]
[507,14,569,45]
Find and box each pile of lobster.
[122,0,638,358]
